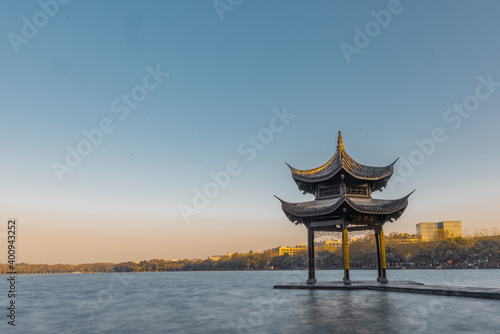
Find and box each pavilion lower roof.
[276,193,413,218]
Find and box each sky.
[1,0,499,264]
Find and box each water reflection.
[297,290,396,333]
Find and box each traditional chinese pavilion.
[275,132,413,285]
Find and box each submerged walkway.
[273,281,500,300]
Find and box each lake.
[3,269,500,333]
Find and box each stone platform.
[273,281,500,300]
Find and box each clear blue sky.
[1,0,499,263]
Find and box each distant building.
[416,221,463,241]
[321,240,343,250]
[386,232,420,244]
[277,245,307,256]
[316,239,358,250]
[209,252,235,261]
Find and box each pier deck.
[273,281,500,300]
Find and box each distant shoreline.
[3,235,499,274]
[2,267,499,276]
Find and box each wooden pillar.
[379,229,389,283]
[342,225,351,285]
[306,227,316,284]
[375,231,382,282]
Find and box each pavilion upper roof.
[286,132,397,191]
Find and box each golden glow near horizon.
[1,207,499,265]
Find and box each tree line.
[267,235,500,270]
[0,262,114,274]
[1,235,499,274]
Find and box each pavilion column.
[379,229,389,283]
[306,226,316,284]
[375,230,382,282]
[342,224,351,285]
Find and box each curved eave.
[275,191,414,219]
[285,151,337,177]
[275,196,345,218]
[341,151,397,181]
[287,151,397,184]
[346,193,411,215]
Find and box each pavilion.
[276,132,413,285]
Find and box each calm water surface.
[3,269,500,333]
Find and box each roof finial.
[337,131,345,151]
